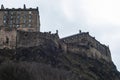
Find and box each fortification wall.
[0,26,112,62]
[16,31,60,48]
[0,27,17,49]
[61,32,111,62]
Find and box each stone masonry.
[61,32,111,62]
[0,26,17,49]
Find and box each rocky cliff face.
[0,32,119,80]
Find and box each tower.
[0,4,40,32]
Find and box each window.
[16,19,20,24]
[29,11,32,14]
[11,16,13,19]
[29,15,32,19]
[17,11,21,14]
[16,25,20,28]
[23,19,26,23]
[11,12,13,15]
[17,15,20,19]
[4,11,7,14]
[3,16,6,20]
[3,20,6,24]
[28,29,33,32]
[6,36,9,44]
[24,15,26,18]
[29,19,32,23]
[9,25,12,27]
[10,20,13,24]
[24,12,26,15]
[28,24,31,27]
[23,24,25,27]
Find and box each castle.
[0,5,111,62]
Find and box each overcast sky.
[1,0,120,71]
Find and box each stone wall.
[0,11,4,26]
[0,27,17,49]
[61,32,112,62]
[0,26,112,62]
[16,31,60,48]
[0,28,66,52]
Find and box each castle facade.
[0,4,40,32]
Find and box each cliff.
[0,31,119,80]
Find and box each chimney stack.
[1,4,4,9]
[24,4,26,9]
[56,30,58,34]
[79,30,81,34]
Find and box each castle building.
[0,4,40,32]
[0,5,111,62]
[0,5,41,49]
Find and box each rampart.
[61,32,112,62]
[16,31,60,48]
[0,27,66,52]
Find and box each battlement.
[0,4,38,11]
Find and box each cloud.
[82,0,120,26]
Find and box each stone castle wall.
[0,27,17,49]
[16,31,60,48]
[0,27,112,62]
[0,27,66,52]
[61,32,111,62]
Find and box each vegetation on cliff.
[0,45,120,80]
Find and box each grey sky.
[1,0,120,71]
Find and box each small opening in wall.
[25,33,27,37]
[6,36,9,44]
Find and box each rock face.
[0,31,119,80]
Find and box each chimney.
[24,4,26,9]
[37,7,38,10]
[1,4,4,9]
[79,30,81,34]
[56,30,58,34]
